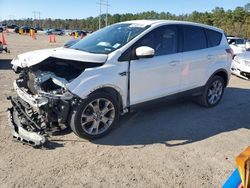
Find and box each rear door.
[179,25,209,91]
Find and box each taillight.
[225,48,234,58]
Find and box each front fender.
[67,63,128,107]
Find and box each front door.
[129,25,182,105]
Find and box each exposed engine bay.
[8,56,104,147]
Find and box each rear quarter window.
[205,29,222,48]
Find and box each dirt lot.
[0,33,249,188]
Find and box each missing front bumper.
[7,93,72,147]
[7,105,46,147]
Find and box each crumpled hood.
[11,47,108,68]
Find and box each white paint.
[12,20,232,110]
[135,46,155,57]
[11,47,108,68]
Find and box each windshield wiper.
[72,48,83,51]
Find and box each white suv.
[9,20,232,146]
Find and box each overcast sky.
[0,0,248,20]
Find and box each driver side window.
[135,25,178,56]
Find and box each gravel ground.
[0,33,249,188]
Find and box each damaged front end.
[8,68,75,147]
[7,49,105,147]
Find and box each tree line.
[4,3,250,38]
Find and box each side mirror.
[136,46,155,58]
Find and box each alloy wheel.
[81,98,115,135]
[207,80,223,105]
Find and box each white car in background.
[246,39,250,50]
[232,48,250,80]
[227,37,246,57]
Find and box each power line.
[8,15,15,25]
[38,11,41,20]
[105,0,109,27]
[32,11,37,20]
[97,0,110,29]
[32,11,41,20]
[32,11,41,27]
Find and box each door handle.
[207,55,215,60]
[169,60,180,66]
[119,71,128,76]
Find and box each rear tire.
[198,76,225,107]
[69,92,119,140]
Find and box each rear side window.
[183,25,206,52]
[205,29,222,47]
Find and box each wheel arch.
[88,86,125,114]
[207,69,229,86]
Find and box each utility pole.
[105,0,109,27]
[32,11,41,28]
[97,0,110,29]
[32,11,37,20]
[37,11,41,20]
[9,15,15,25]
[37,11,41,28]
[99,0,101,30]
[32,11,36,27]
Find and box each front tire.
[69,92,119,140]
[198,76,225,107]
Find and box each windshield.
[236,39,245,45]
[71,23,150,54]
[228,38,245,45]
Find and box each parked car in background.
[7,24,18,29]
[14,27,19,33]
[246,39,250,50]
[87,30,94,34]
[64,30,73,36]
[70,30,87,37]
[0,23,7,32]
[9,20,232,146]
[0,40,10,53]
[46,29,64,35]
[15,26,37,34]
[35,27,43,31]
[227,37,246,57]
[231,48,250,80]
[0,26,4,33]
